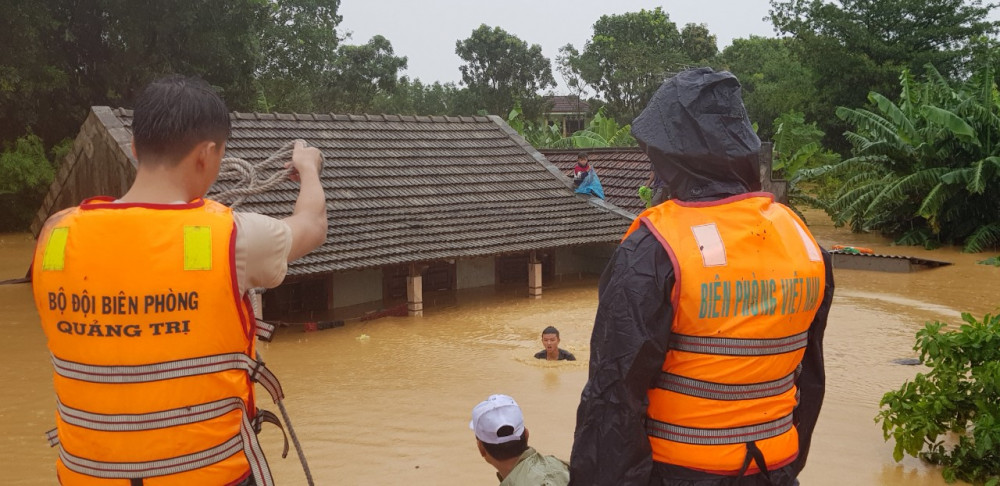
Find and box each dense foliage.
[0,133,65,231]
[507,106,636,149]
[558,8,700,122]
[807,61,1000,252]
[718,37,816,139]
[771,111,840,209]
[455,25,556,120]
[3,1,999,234]
[877,313,1000,485]
[768,0,999,150]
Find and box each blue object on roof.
[574,168,605,199]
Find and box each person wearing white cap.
[471,394,570,485]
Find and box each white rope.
[215,142,318,484]
[214,140,307,209]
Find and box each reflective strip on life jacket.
[255,319,276,342]
[56,397,249,432]
[60,433,244,479]
[51,353,284,403]
[657,368,797,401]
[646,413,795,446]
[670,330,808,356]
[50,396,282,485]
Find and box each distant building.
[34,107,634,321]
[543,95,590,136]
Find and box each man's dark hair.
[480,426,528,461]
[131,75,231,163]
[577,151,589,161]
[542,326,559,337]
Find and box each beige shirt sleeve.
[233,212,293,295]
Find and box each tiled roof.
[545,96,590,115]
[106,109,632,276]
[541,148,650,216]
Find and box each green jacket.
[499,447,570,486]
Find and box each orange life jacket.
[623,192,826,476]
[32,197,283,486]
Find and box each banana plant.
[813,62,1000,252]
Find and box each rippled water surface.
[2,211,998,484]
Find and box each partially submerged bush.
[877,313,1000,485]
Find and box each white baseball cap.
[469,394,525,444]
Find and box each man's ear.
[192,141,217,171]
[130,137,138,160]
[477,440,487,458]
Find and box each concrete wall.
[555,243,617,277]
[331,269,383,308]
[457,256,495,289]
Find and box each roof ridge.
[226,110,494,123]
[104,107,497,124]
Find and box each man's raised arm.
[282,141,327,262]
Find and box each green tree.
[256,0,344,112]
[0,0,347,143]
[768,0,1000,149]
[0,133,59,231]
[877,313,1000,484]
[770,111,840,208]
[809,62,1000,252]
[556,44,593,100]
[316,35,408,113]
[373,78,477,116]
[455,24,556,118]
[561,8,691,122]
[0,0,278,145]
[680,23,718,64]
[718,36,816,139]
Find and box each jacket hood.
[631,67,761,201]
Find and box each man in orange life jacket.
[569,68,834,485]
[32,75,327,485]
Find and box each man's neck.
[494,455,522,481]
[118,166,199,204]
[546,349,560,360]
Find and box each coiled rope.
[219,140,317,486]
[213,140,302,208]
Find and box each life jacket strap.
[253,409,290,459]
[255,319,276,342]
[670,331,808,356]
[657,368,798,401]
[47,397,277,486]
[646,413,794,446]
[51,352,284,402]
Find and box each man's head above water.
[631,67,761,202]
[541,326,560,354]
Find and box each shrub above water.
[877,313,1000,485]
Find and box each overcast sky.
[339,0,778,93]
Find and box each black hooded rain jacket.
[568,68,834,486]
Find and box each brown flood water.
[1,209,998,485]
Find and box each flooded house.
[33,107,635,320]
